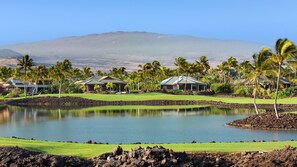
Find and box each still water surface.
[0,105,296,143]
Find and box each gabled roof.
[75,76,126,85]
[160,76,207,85]
[242,76,292,86]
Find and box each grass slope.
[32,93,297,104]
[1,138,297,158]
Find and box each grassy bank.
[1,138,297,158]
[30,93,297,104]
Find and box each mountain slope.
[1,32,268,70]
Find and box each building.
[160,76,207,91]
[2,78,49,94]
[75,76,127,92]
[241,76,293,89]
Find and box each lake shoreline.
[2,96,297,111]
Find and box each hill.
[0,32,268,71]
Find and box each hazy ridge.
[0,32,269,71]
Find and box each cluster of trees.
[0,38,296,118]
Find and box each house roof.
[160,76,207,85]
[242,76,292,86]
[75,76,126,85]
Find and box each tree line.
[0,38,296,117]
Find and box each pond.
[0,105,296,144]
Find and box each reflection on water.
[0,106,256,124]
[0,105,295,144]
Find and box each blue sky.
[1,0,297,45]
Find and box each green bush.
[233,85,253,96]
[1,90,9,96]
[210,83,233,94]
[269,86,297,99]
[4,88,22,98]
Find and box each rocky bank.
[2,145,297,166]
[3,96,297,111]
[227,112,297,130]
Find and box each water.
[0,105,296,144]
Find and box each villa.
[241,76,293,90]
[160,76,207,92]
[2,78,50,94]
[75,76,127,92]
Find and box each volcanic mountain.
[0,32,268,71]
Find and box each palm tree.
[17,54,34,97]
[249,48,273,115]
[195,56,210,78]
[106,82,114,92]
[217,62,229,82]
[49,59,72,98]
[287,55,297,79]
[174,57,187,76]
[96,70,104,76]
[29,65,48,95]
[72,67,83,80]
[226,56,238,81]
[82,66,94,79]
[239,60,253,79]
[271,38,297,118]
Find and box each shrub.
[210,83,233,94]
[130,90,140,94]
[1,90,9,96]
[4,88,22,98]
[233,85,253,96]
[269,86,297,99]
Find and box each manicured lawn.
[0,137,296,158]
[63,105,206,112]
[32,93,297,104]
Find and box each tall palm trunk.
[274,64,281,119]
[253,88,259,115]
[24,69,27,97]
[184,74,188,92]
[59,81,62,98]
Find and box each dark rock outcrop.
[4,96,297,111]
[0,146,91,167]
[227,112,297,130]
[2,145,297,166]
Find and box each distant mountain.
[0,49,22,67]
[0,49,22,58]
[0,32,269,71]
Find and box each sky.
[1,0,297,46]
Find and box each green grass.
[63,105,206,112]
[30,93,297,104]
[0,137,296,158]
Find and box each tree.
[17,54,34,97]
[96,70,104,76]
[82,66,94,79]
[174,57,187,76]
[217,62,229,82]
[72,67,83,80]
[106,82,114,92]
[49,59,72,98]
[28,65,48,95]
[249,48,273,115]
[195,56,210,79]
[12,68,21,78]
[94,84,101,93]
[0,66,12,81]
[271,38,297,118]
[238,60,253,79]
[226,56,238,81]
